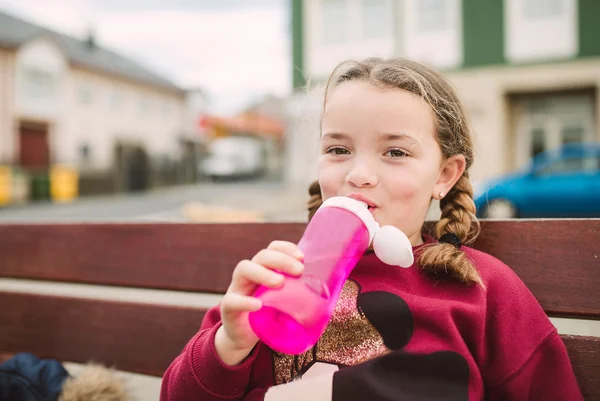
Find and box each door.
[514,93,597,217]
[515,93,596,168]
[19,122,50,169]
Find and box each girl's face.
[318,81,465,246]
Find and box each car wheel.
[484,199,518,219]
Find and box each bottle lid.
[319,196,414,268]
[319,196,379,244]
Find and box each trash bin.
[30,172,50,202]
[11,168,30,204]
[50,165,79,203]
[0,166,10,206]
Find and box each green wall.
[462,0,505,67]
[578,0,600,58]
[292,0,305,89]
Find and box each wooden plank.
[0,220,598,317]
[562,335,600,401]
[472,220,600,318]
[0,291,206,377]
[0,223,305,294]
[0,293,597,398]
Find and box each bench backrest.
[0,220,598,398]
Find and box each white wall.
[14,37,68,121]
[12,37,68,167]
[184,90,210,141]
[61,69,185,170]
[4,37,186,171]
[304,0,396,80]
[402,0,463,69]
[505,0,578,63]
[283,88,323,188]
[303,0,464,81]
[0,49,15,164]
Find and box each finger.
[267,241,304,260]
[231,259,285,293]
[251,249,304,276]
[221,292,262,314]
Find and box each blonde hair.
[308,58,482,286]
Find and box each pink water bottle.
[248,196,414,355]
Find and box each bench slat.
[0,292,597,397]
[0,220,599,318]
[562,335,600,401]
[473,220,600,318]
[0,223,304,294]
[0,291,205,377]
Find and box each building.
[0,10,189,197]
[290,0,600,184]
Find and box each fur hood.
[59,364,130,401]
[0,353,131,401]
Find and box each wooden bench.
[0,220,598,399]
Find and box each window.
[21,68,57,98]
[418,0,449,32]
[531,128,546,158]
[362,0,390,38]
[562,126,583,145]
[139,98,150,114]
[110,90,122,111]
[79,86,92,105]
[523,0,563,19]
[163,101,172,116]
[538,155,599,175]
[505,0,575,62]
[79,143,91,165]
[322,0,347,43]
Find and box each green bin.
[30,172,50,201]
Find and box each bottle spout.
[372,225,414,268]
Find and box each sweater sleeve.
[160,306,274,401]
[487,330,583,401]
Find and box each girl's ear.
[434,154,466,198]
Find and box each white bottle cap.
[318,196,414,267]
[319,196,379,243]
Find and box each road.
[0,180,310,223]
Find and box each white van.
[200,136,266,181]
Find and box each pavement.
[0,179,310,223]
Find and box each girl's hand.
[215,240,304,365]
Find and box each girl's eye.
[326,147,350,155]
[386,148,409,158]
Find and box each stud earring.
[438,191,444,199]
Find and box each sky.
[0,0,291,113]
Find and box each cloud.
[95,0,283,13]
[96,9,290,96]
[0,0,94,36]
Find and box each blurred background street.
[0,0,598,221]
[0,179,309,223]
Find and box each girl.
[160,58,583,401]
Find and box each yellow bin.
[0,166,11,206]
[50,165,79,203]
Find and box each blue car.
[474,143,600,218]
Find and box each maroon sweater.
[160,241,583,401]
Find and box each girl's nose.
[346,161,378,188]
